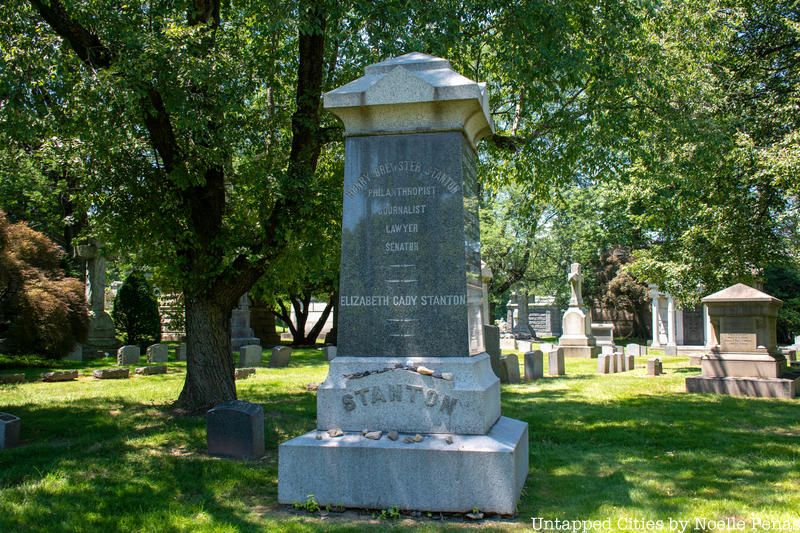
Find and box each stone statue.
[568,263,583,307]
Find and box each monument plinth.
[278,53,528,514]
[75,241,117,357]
[686,284,799,398]
[558,263,599,358]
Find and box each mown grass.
[0,346,798,532]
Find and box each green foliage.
[0,210,88,358]
[763,262,800,343]
[112,271,161,348]
[292,494,320,514]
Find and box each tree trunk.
[175,295,236,413]
[304,293,334,345]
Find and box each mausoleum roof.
[702,283,782,304]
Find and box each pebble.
[387,430,399,441]
[441,372,454,381]
[327,428,343,438]
[364,431,382,440]
[412,433,423,442]
[306,382,320,391]
[465,511,484,520]
[445,435,454,445]
[416,366,434,375]
[315,432,322,440]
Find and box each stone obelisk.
[278,53,528,514]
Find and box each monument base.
[686,375,799,398]
[317,354,500,435]
[701,352,786,379]
[559,345,600,358]
[278,416,528,515]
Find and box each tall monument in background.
[558,263,599,358]
[278,53,528,514]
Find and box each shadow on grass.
[504,386,800,518]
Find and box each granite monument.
[278,53,528,514]
[558,263,599,358]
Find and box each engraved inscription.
[340,383,459,415]
[720,332,757,352]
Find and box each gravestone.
[524,350,544,380]
[785,349,797,362]
[517,340,532,353]
[608,352,618,373]
[176,343,188,361]
[207,401,265,460]
[117,345,140,365]
[511,292,533,339]
[0,374,25,385]
[500,336,517,351]
[135,365,167,376]
[591,323,614,347]
[268,346,292,368]
[483,325,502,379]
[626,354,635,371]
[686,284,799,398]
[0,413,21,449]
[615,352,625,372]
[64,344,83,362]
[250,298,282,345]
[147,344,169,363]
[548,348,565,376]
[93,368,129,380]
[601,345,615,355]
[647,358,662,376]
[597,354,610,374]
[41,370,78,382]
[324,346,337,361]
[502,354,521,384]
[278,53,528,515]
[625,343,644,357]
[682,306,705,345]
[239,345,262,367]
[230,294,261,351]
[74,241,117,356]
[558,264,599,358]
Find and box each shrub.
[112,271,161,348]
[0,210,89,357]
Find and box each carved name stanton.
[342,383,459,415]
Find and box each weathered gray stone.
[687,283,799,397]
[0,374,25,385]
[279,416,528,515]
[558,263,599,358]
[41,370,78,382]
[647,358,663,376]
[317,354,500,435]
[117,345,140,366]
[0,412,21,449]
[92,368,129,380]
[135,365,167,376]
[239,344,262,367]
[484,325,502,379]
[784,348,796,362]
[591,323,614,347]
[626,354,635,372]
[230,293,261,351]
[625,343,644,357]
[524,350,543,380]
[269,346,292,368]
[207,400,264,460]
[146,343,169,363]
[324,346,337,361]
[500,337,517,351]
[502,354,520,384]
[597,354,610,374]
[280,52,526,514]
[547,348,565,376]
[615,352,625,372]
[176,343,188,361]
[235,368,256,380]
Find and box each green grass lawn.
[1,348,798,532]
